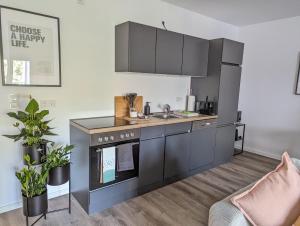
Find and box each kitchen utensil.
[125,93,137,108]
[115,96,143,118]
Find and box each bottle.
[144,102,151,116]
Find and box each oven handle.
[95,142,139,153]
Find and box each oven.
[89,129,140,191]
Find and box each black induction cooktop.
[71,116,130,130]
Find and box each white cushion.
[209,184,252,226]
[292,158,300,169]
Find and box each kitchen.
[2,0,297,225]
[0,1,238,219]
[69,21,244,214]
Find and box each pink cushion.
[231,152,300,226]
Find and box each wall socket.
[9,102,18,110]
[8,94,31,110]
[40,100,56,108]
[77,0,85,5]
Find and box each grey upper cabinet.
[115,22,156,73]
[164,133,190,180]
[139,137,165,188]
[214,124,235,165]
[115,21,213,76]
[189,124,216,171]
[222,39,244,65]
[182,35,209,77]
[156,29,184,75]
[217,64,242,125]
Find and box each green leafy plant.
[15,155,48,198]
[3,98,56,146]
[45,144,74,169]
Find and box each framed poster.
[0,6,61,87]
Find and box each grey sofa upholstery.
[208,158,300,226]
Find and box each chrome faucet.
[163,104,171,115]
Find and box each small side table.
[234,122,246,155]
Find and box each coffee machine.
[198,96,216,115]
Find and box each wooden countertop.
[70,115,218,134]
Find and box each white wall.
[239,16,300,160]
[0,0,238,213]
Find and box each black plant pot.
[22,190,48,217]
[48,163,70,186]
[23,143,47,165]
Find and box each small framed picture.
[296,64,300,95]
[0,6,61,87]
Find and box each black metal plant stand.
[25,166,71,226]
[234,122,246,156]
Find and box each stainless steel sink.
[152,114,179,120]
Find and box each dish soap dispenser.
[144,102,151,116]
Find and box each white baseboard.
[235,144,281,160]
[0,187,69,214]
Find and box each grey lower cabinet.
[182,35,209,77]
[156,29,184,75]
[115,21,156,73]
[189,126,216,171]
[214,124,236,165]
[139,137,165,188]
[164,133,190,180]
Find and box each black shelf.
[25,166,71,226]
[234,123,246,156]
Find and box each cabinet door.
[156,29,183,75]
[140,126,165,141]
[189,127,216,170]
[139,137,165,187]
[222,39,244,65]
[164,133,190,179]
[182,35,209,77]
[218,65,241,125]
[214,125,235,165]
[129,22,156,73]
[165,122,191,136]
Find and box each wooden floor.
[0,152,279,226]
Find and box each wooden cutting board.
[115,96,143,118]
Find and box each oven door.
[90,140,139,191]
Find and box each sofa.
[208,158,300,226]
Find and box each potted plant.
[3,98,56,165]
[16,155,48,217]
[46,144,74,186]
